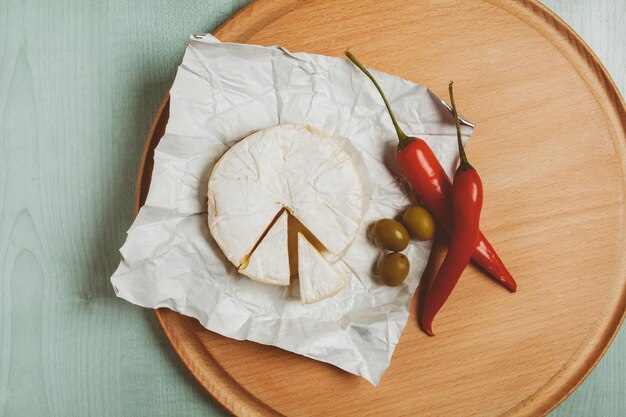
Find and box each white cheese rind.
[297,233,347,304]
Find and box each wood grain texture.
[0,1,247,416]
[146,0,626,416]
[0,1,624,417]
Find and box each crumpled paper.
[111,34,472,385]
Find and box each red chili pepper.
[345,51,516,292]
[420,82,483,335]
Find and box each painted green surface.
[0,1,623,416]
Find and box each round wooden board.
[136,1,626,416]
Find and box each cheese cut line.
[286,212,329,278]
[238,204,327,270]
[239,207,287,269]
[239,208,347,301]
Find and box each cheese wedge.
[208,124,363,286]
[239,210,290,286]
[297,233,347,304]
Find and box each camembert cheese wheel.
[208,124,363,302]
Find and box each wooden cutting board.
[136,0,626,416]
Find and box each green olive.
[379,252,410,286]
[402,206,435,241]
[374,219,409,251]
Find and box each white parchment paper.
[111,35,471,385]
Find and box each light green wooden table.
[1,1,624,416]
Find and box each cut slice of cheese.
[297,233,347,304]
[208,124,363,287]
[239,210,290,286]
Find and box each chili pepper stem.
[345,50,414,149]
[448,81,473,171]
